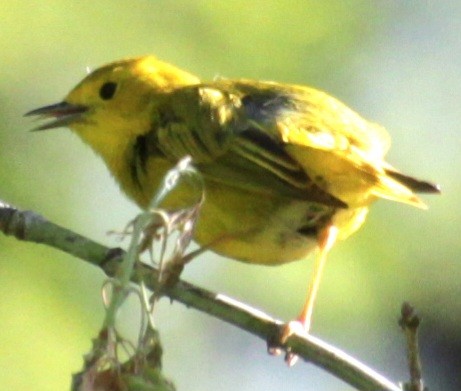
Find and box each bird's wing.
[148,83,347,208]
[245,81,391,165]
[209,81,432,208]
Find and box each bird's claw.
[267,320,309,366]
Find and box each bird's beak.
[25,102,87,131]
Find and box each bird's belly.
[193,183,335,265]
[130,159,368,265]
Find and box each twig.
[0,201,402,391]
[399,302,426,391]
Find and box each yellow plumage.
[26,56,439,343]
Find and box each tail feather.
[385,170,441,194]
[371,169,440,210]
[372,177,426,209]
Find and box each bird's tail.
[371,169,440,209]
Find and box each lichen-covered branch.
[0,201,402,391]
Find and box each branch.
[0,201,402,391]
[399,302,426,391]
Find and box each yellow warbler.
[26,56,439,340]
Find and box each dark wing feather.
[385,169,440,194]
[149,83,347,208]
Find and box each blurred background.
[0,1,459,390]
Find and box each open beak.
[25,102,87,131]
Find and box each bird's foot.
[267,319,310,366]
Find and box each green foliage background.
[0,1,459,390]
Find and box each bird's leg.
[159,246,208,288]
[278,224,338,365]
[157,230,239,288]
[296,224,338,333]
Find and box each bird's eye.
[99,82,117,100]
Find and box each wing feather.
[150,84,347,208]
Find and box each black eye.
[99,82,117,100]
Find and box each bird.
[26,56,440,353]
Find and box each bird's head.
[26,56,200,151]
